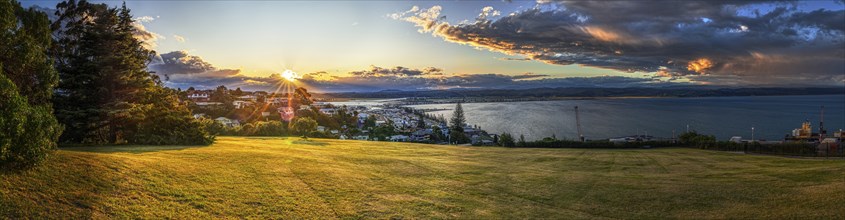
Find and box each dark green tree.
[498,133,515,147]
[51,0,211,145]
[290,117,318,139]
[449,102,465,132]
[417,116,426,129]
[449,102,469,144]
[518,134,527,147]
[294,87,313,106]
[0,0,63,169]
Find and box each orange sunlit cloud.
[687,58,713,74]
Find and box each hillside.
[1,137,844,219]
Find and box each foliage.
[0,1,62,170]
[498,133,515,147]
[517,134,527,147]
[252,121,287,136]
[449,102,465,132]
[363,115,377,129]
[294,87,313,105]
[678,131,716,147]
[127,88,214,145]
[0,74,62,170]
[51,0,212,145]
[290,117,318,138]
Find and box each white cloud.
[134,16,155,23]
[173,34,186,43]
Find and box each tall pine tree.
[52,0,212,145]
[449,102,468,144]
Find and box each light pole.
[751,126,755,143]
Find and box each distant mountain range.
[319,87,845,99]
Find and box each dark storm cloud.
[350,65,444,77]
[147,51,287,91]
[296,66,670,92]
[147,55,677,92]
[391,1,845,85]
[150,51,216,75]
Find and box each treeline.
[1,0,212,170]
[492,131,841,157]
[679,131,840,157]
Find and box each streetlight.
[751,126,755,143]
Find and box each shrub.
[0,75,62,170]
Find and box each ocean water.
[406,95,845,141]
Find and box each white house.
[187,92,210,101]
[319,108,336,115]
[237,95,257,101]
[215,117,240,127]
[389,135,410,142]
[233,100,253,109]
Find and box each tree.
[449,102,469,144]
[417,116,426,129]
[498,133,515,147]
[518,134,527,147]
[51,0,211,145]
[0,1,63,169]
[290,117,318,139]
[363,115,377,129]
[254,121,286,136]
[0,71,63,170]
[294,87,313,106]
[450,102,466,132]
[232,87,244,96]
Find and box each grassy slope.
[1,137,844,219]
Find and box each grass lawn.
[2,137,844,219]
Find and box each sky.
[24,0,845,92]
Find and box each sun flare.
[280,69,300,81]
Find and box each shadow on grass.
[0,153,127,218]
[60,145,205,154]
[292,139,329,146]
[241,136,290,140]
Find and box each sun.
[280,69,300,81]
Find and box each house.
[195,102,223,107]
[268,97,289,106]
[412,129,433,141]
[278,107,295,122]
[187,92,210,102]
[310,102,329,108]
[339,135,348,140]
[237,95,257,102]
[192,113,206,119]
[233,100,253,109]
[353,135,369,140]
[389,135,410,142]
[319,108,336,115]
[215,117,240,127]
[299,105,311,111]
[316,126,326,132]
[329,130,339,135]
